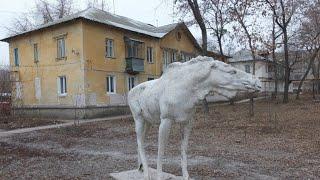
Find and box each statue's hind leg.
[138,121,151,172]
[157,118,172,180]
[134,116,150,180]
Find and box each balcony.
[126,57,144,74]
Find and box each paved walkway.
[0,115,132,138]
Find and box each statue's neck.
[192,78,212,101]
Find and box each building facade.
[1,8,201,118]
[229,50,281,92]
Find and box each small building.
[0,7,202,119]
[228,50,277,92]
[206,50,230,63]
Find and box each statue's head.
[190,56,262,98]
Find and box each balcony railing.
[126,57,144,74]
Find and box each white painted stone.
[127,56,262,180]
[110,168,185,180]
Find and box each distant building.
[228,50,278,92]
[0,7,202,118]
[206,50,231,63]
[276,50,315,92]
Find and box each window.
[57,76,67,95]
[106,39,115,58]
[171,51,177,63]
[267,64,274,72]
[147,47,153,63]
[245,65,251,73]
[14,48,19,66]
[106,76,116,93]
[34,44,39,63]
[180,52,193,62]
[147,77,154,81]
[128,76,137,90]
[163,50,169,68]
[125,38,144,59]
[57,38,66,59]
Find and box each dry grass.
[0,94,320,179]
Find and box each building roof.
[207,50,231,62]
[0,7,181,41]
[229,50,270,63]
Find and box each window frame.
[147,47,154,63]
[171,51,177,63]
[58,76,67,96]
[34,43,39,63]
[245,64,251,73]
[163,50,170,68]
[128,76,137,91]
[14,48,19,66]
[106,38,115,58]
[57,37,66,59]
[106,75,116,94]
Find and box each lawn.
[1,95,319,179]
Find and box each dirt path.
[0,115,132,138]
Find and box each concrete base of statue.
[110,168,186,180]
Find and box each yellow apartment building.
[1,8,206,118]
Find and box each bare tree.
[295,1,320,99]
[0,66,12,117]
[7,0,75,35]
[87,0,109,11]
[175,0,210,114]
[229,0,263,116]
[175,0,208,55]
[229,0,263,74]
[265,0,303,103]
[205,0,231,56]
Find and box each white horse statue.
[128,56,261,180]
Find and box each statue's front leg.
[180,120,193,180]
[157,118,172,180]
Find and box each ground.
[0,116,62,130]
[1,95,320,179]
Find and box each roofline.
[0,17,83,42]
[228,59,273,63]
[1,16,181,42]
[207,51,232,59]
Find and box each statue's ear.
[211,62,217,69]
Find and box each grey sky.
[0,0,199,65]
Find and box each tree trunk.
[272,16,278,99]
[296,58,314,99]
[187,0,209,116]
[218,35,224,56]
[283,28,290,103]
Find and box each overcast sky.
[0,0,199,65]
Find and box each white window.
[57,76,67,96]
[128,76,137,91]
[106,76,116,93]
[106,39,115,58]
[171,51,177,63]
[57,38,66,59]
[163,50,169,68]
[245,65,251,73]
[147,47,153,63]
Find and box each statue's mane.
[163,56,215,74]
